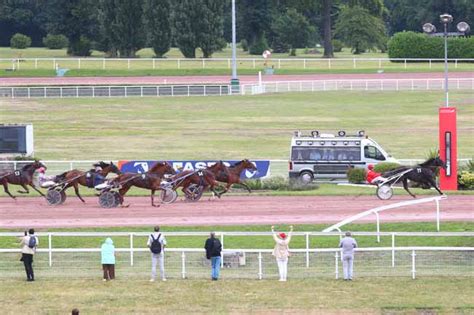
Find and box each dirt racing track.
[0,195,472,229]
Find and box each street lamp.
[230,0,240,93]
[422,14,470,107]
[422,14,470,192]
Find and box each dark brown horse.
[0,160,47,199]
[171,162,228,199]
[55,161,121,203]
[109,161,176,207]
[208,159,257,195]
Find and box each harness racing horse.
[0,160,47,199]
[172,162,228,200]
[208,159,257,196]
[55,161,121,203]
[382,157,446,198]
[110,161,176,207]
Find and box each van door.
[364,145,386,162]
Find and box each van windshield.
[364,145,386,161]
[292,147,361,161]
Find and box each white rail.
[323,195,448,238]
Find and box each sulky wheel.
[99,191,120,208]
[376,185,393,200]
[160,189,178,204]
[46,188,64,206]
[184,184,204,202]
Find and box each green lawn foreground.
[0,278,472,314]
[1,91,473,160]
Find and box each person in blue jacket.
[101,238,115,281]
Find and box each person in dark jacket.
[204,232,222,281]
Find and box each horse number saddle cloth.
[86,172,105,188]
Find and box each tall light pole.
[230,0,240,93]
[422,15,470,191]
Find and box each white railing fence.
[0,231,472,280]
[242,78,474,95]
[2,57,474,71]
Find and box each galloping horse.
[55,161,121,203]
[172,162,228,199]
[382,157,446,198]
[0,160,47,199]
[110,161,176,207]
[208,159,257,196]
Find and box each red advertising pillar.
[439,107,457,190]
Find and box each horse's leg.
[17,184,30,194]
[2,181,16,200]
[30,184,46,197]
[151,189,160,208]
[238,181,252,193]
[403,178,416,198]
[118,186,131,208]
[72,182,86,203]
[427,177,444,195]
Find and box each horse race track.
[0,195,472,228]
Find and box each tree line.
[0,0,472,57]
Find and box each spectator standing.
[204,232,222,281]
[101,237,115,281]
[147,226,167,282]
[271,225,293,281]
[20,228,38,282]
[339,231,358,281]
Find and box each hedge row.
[387,31,474,59]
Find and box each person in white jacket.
[271,225,293,281]
[20,228,39,281]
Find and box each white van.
[288,130,398,184]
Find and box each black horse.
[382,157,446,198]
[0,160,47,199]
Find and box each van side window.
[364,146,386,161]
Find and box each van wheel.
[298,171,314,185]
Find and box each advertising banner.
[117,160,270,179]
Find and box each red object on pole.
[439,107,457,190]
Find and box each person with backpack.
[20,228,38,281]
[147,226,167,282]
[204,232,222,281]
[100,237,115,281]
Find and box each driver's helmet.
[367,164,374,170]
[37,167,46,173]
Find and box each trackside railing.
[0,231,473,280]
[242,78,474,95]
[2,57,474,71]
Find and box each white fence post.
[102,59,105,70]
[258,251,263,280]
[152,59,156,69]
[335,251,339,279]
[177,59,180,69]
[305,233,310,268]
[278,59,281,69]
[391,233,395,267]
[35,58,38,69]
[353,58,356,68]
[130,233,134,266]
[328,59,331,69]
[181,251,186,279]
[375,212,380,243]
[78,59,81,69]
[221,234,224,268]
[436,198,440,231]
[127,59,130,70]
[48,233,52,267]
[411,250,416,279]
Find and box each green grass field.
[1,91,472,160]
[1,47,473,76]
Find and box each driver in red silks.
[366,164,386,185]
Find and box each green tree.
[112,0,146,57]
[198,0,226,58]
[322,0,334,57]
[238,0,271,55]
[144,0,171,58]
[271,8,316,56]
[335,5,387,54]
[172,0,200,58]
[97,0,119,57]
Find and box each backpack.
[28,236,37,249]
[150,234,162,254]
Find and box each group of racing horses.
[0,159,258,207]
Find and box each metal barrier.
[2,57,474,71]
[242,78,474,95]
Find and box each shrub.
[244,176,318,191]
[347,167,366,184]
[458,171,474,190]
[249,34,269,55]
[43,34,69,49]
[332,39,344,52]
[388,31,474,59]
[68,36,92,56]
[10,33,31,49]
[240,39,248,51]
[373,162,400,173]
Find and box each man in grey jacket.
[339,231,357,281]
[20,228,38,282]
